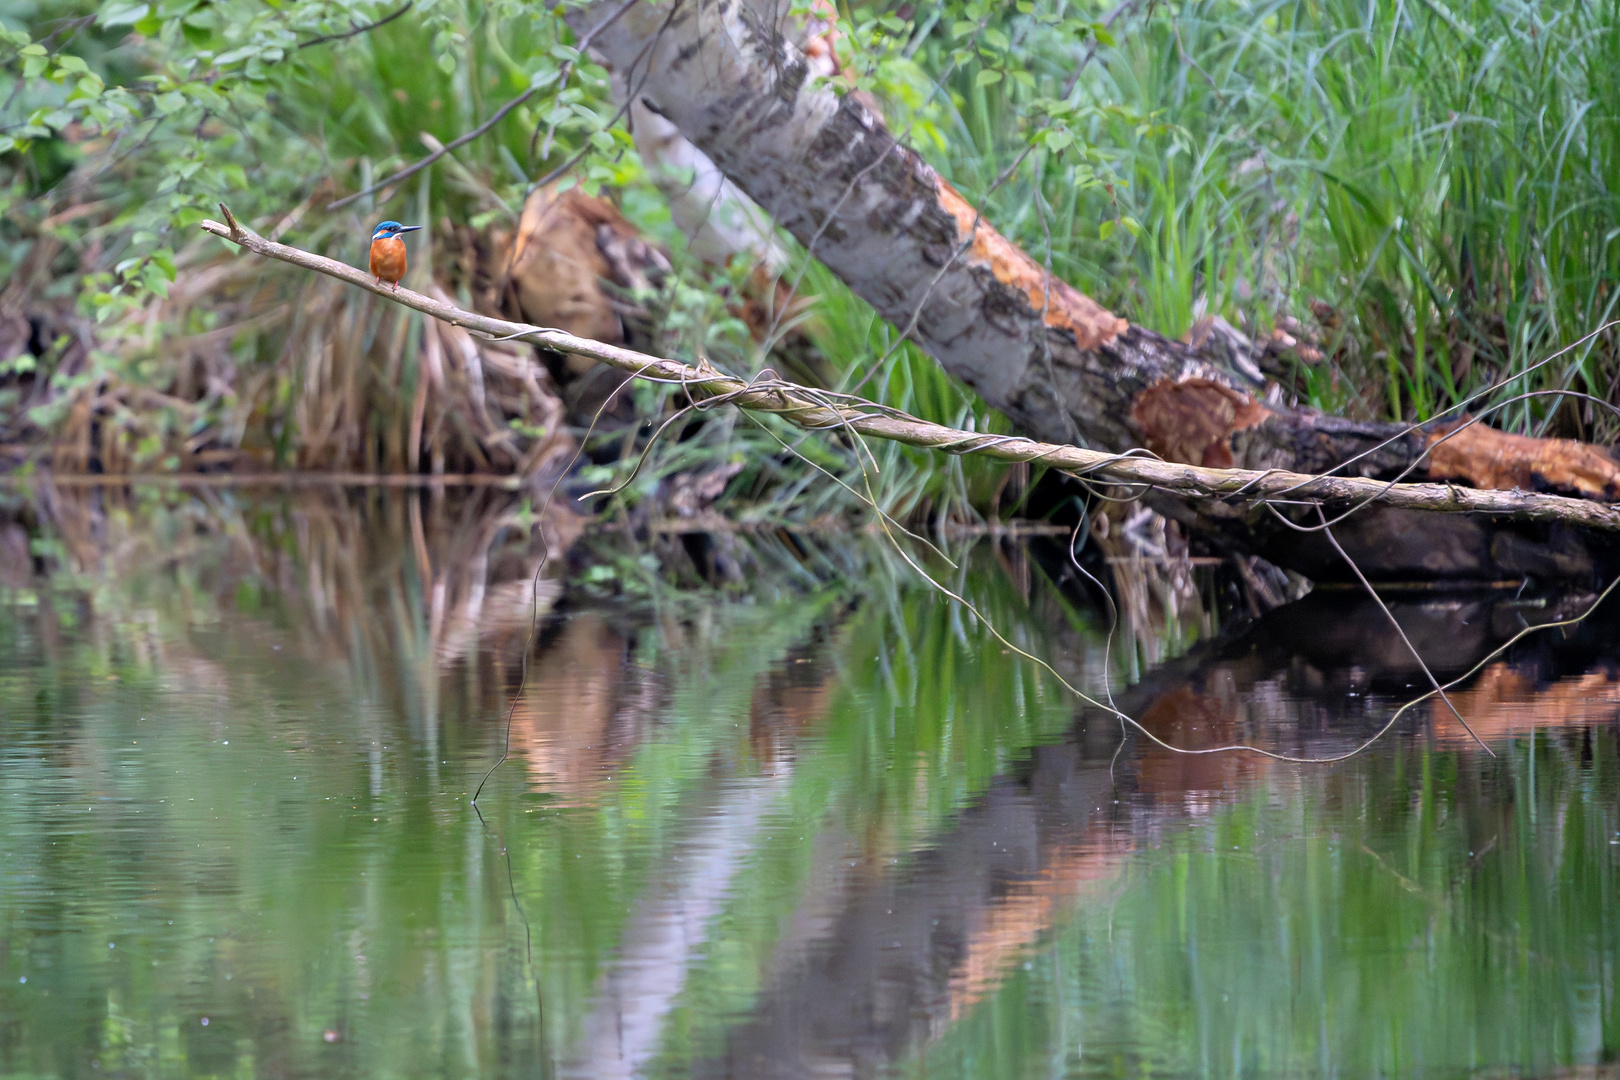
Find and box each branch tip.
[218,202,244,240]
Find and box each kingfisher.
[368,220,422,290]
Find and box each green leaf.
[437,51,456,74]
[101,1,151,26]
[56,54,89,74]
[134,12,161,35]
[181,21,211,45]
[141,264,170,298]
[1043,128,1073,151]
[0,136,14,155]
[983,27,1009,52]
[23,55,48,78]
[974,68,1001,87]
[588,127,615,152]
[950,20,976,38]
[156,0,201,20]
[213,45,257,65]
[1099,218,1115,241]
[77,74,104,97]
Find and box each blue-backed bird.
[368,220,422,290]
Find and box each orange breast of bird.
[369,236,408,284]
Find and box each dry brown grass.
[3,213,578,479]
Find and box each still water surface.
[1,488,1616,1078]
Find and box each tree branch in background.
[199,206,1620,535]
[326,0,644,211]
[326,86,538,211]
[298,1,414,51]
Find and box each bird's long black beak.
[396,225,423,233]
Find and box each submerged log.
[565,0,1620,583]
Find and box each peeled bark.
[570,0,1620,582]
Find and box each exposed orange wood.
[1425,419,1620,499]
[936,178,1128,350]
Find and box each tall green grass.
[926,0,1620,434]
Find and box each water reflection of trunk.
[514,618,841,800]
[1429,663,1620,745]
[550,649,842,1077]
[561,771,794,1080]
[699,589,1620,1078]
[414,490,578,670]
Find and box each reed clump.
[6,230,575,478]
[935,0,1620,435]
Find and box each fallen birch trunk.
[563,0,1620,583]
[199,210,1620,551]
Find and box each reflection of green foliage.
[4,494,1615,1078]
[0,494,1106,1075]
[917,734,1620,1079]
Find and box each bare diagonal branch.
[198,206,1620,534]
